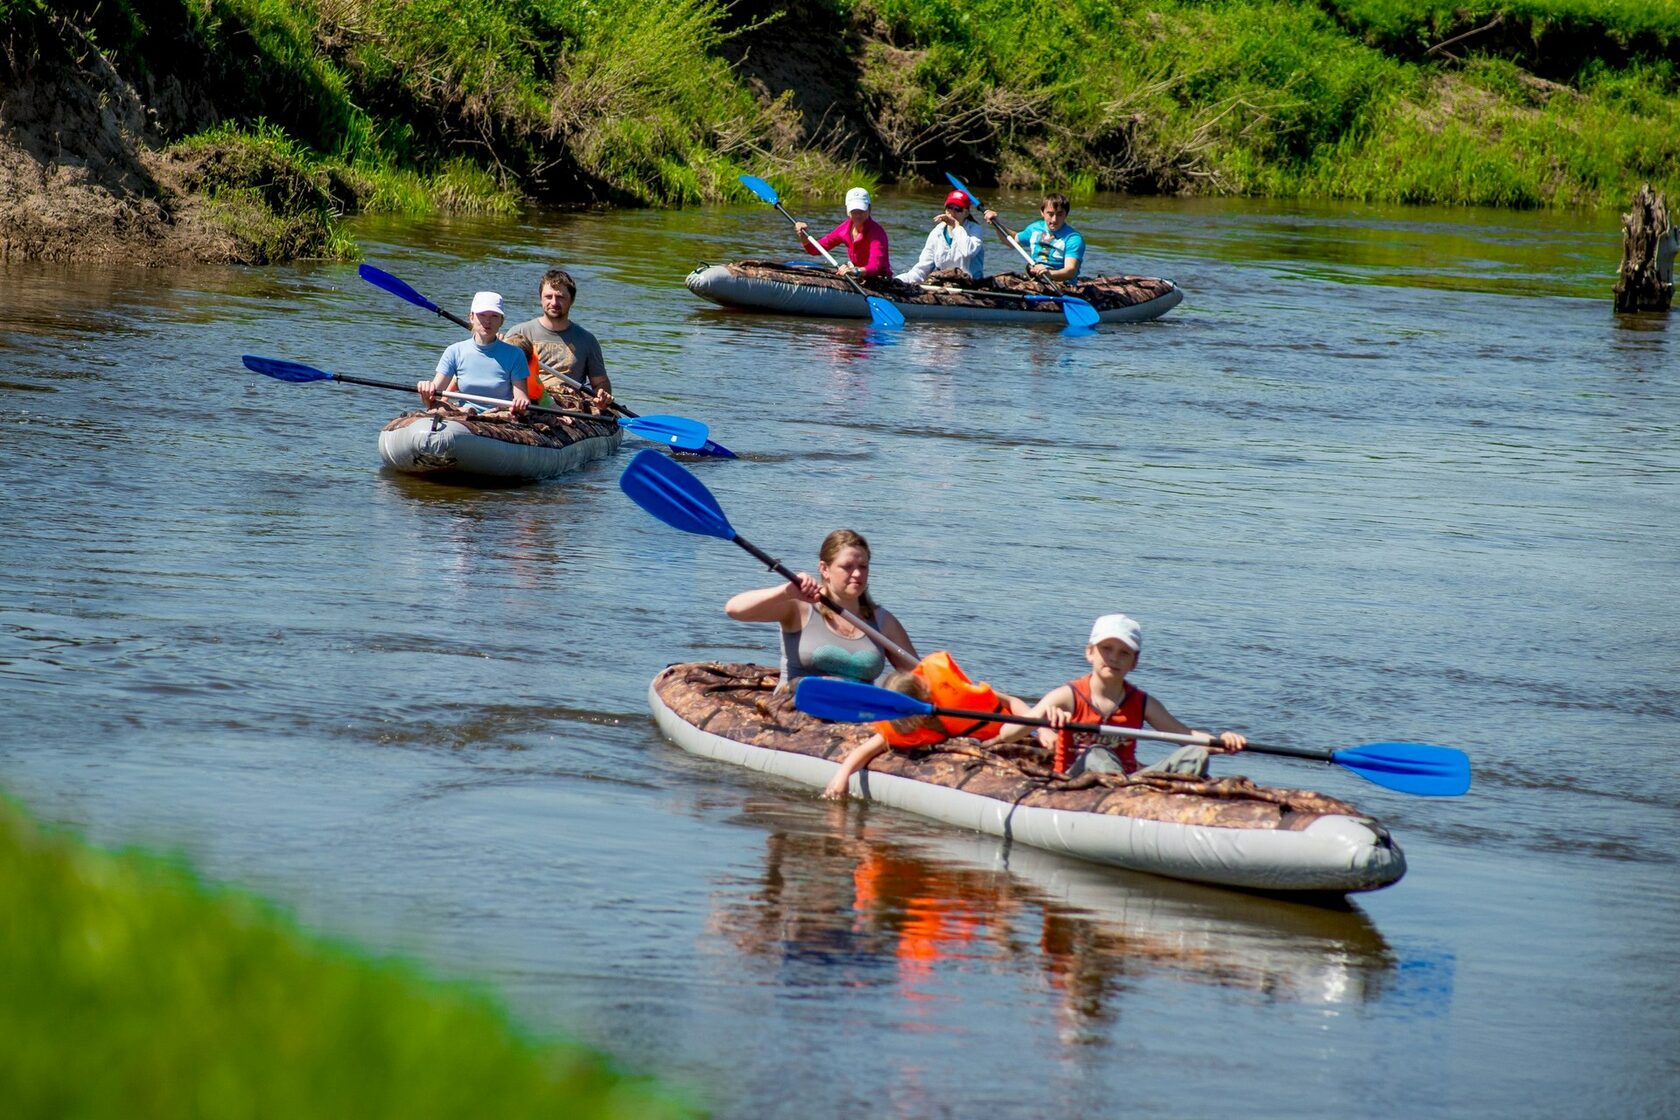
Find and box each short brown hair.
[881,671,938,735]
[1040,193,1070,214]
[539,268,576,297]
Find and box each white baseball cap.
[469,291,505,317]
[844,187,872,213]
[1088,613,1142,651]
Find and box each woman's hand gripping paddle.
[617,448,918,670]
[736,176,907,330]
[241,355,711,450]
[793,677,1473,796]
[944,173,1100,332]
[355,264,736,457]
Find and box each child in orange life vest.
[821,652,1033,800]
[1032,614,1246,777]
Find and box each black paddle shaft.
[982,212,1078,299]
[332,372,611,423]
[925,703,1334,763]
[730,534,851,625]
[427,304,644,420]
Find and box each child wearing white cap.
[1025,613,1245,778]
[792,186,893,278]
[416,291,531,415]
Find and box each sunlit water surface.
[2,192,1676,1118]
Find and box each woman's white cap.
[845,187,872,212]
[1088,613,1141,651]
[469,291,505,316]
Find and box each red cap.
[944,189,972,208]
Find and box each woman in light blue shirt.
[415,291,531,414]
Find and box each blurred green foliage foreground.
[0,794,699,1120]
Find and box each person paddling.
[794,187,893,279]
[983,192,1085,283]
[502,268,613,413]
[1031,614,1245,777]
[415,291,530,415]
[725,529,917,690]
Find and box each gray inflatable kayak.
[378,411,625,482]
[686,260,1184,323]
[650,663,1407,894]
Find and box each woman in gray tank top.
[724,529,918,688]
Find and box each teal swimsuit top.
[779,605,887,687]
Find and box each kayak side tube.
[649,679,1405,894]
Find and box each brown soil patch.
[0,14,242,265]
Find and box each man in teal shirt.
[984,192,1086,282]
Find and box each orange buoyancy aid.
[1066,676,1148,774]
[524,349,546,405]
[874,651,1010,749]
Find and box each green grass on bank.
[848,0,1678,207]
[1326,0,1680,53]
[0,793,698,1119]
[6,0,852,210]
[2,0,1675,256]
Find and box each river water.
[2,192,1676,1118]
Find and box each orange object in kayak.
[876,651,1009,748]
[524,349,545,404]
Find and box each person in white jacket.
[894,189,986,285]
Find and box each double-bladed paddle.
[944,172,1101,331]
[356,263,736,457]
[736,176,907,330]
[792,676,1473,797]
[241,355,712,451]
[618,448,918,670]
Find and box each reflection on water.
[706,799,1401,1037]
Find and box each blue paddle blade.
[242,355,333,383]
[357,263,440,314]
[738,174,780,206]
[693,439,739,459]
[1330,742,1472,797]
[866,296,906,330]
[793,677,933,723]
[1061,296,1102,329]
[619,448,737,540]
[617,414,709,452]
[943,171,984,211]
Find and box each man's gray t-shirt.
[504,318,606,396]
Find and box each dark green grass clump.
[0,794,699,1119]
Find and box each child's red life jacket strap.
[1054,729,1073,775]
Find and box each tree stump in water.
[1613,183,1676,313]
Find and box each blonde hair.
[882,671,940,735]
[818,529,880,622]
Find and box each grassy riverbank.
[0,793,696,1119]
[1,0,1675,262]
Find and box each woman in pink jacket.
[793,186,893,278]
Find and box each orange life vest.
[874,651,1009,749]
[524,349,545,404]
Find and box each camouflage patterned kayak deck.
[649,663,1407,893]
